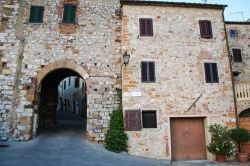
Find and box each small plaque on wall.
[132,90,142,97]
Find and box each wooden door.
[171,118,206,160]
[239,117,250,156]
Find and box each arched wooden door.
[239,108,250,157]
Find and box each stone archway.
[239,108,250,157]
[33,60,90,136]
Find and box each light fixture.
[123,51,130,66]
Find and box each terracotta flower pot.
[216,154,225,162]
[238,153,248,163]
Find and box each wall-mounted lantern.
[123,51,130,66]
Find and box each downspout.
[222,8,239,128]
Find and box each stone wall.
[0,0,20,141]
[226,23,250,115]
[0,0,121,142]
[226,23,250,83]
[122,4,236,160]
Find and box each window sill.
[28,22,44,25]
[205,82,220,84]
[60,24,77,34]
[138,35,154,39]
[141,82,156,84]
[61,23,76,25]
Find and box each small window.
[141,62,155,83]
[64,81,66,89]
[68,77,71,86]
[199,20,213,39]
[204,63,219,83]
[232,49,243,62]
[230,29,238,37]
[75,77,79,88]
[29,6,44,23]
[62,4,77,24]
[125,110,142,131]
[142,111,157,128]
[139,18,153,36]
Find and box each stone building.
[121,0,236,160]
[57,76,86,116]
[226,21,250,157]
[0,0,121,142]
[0,0,238,161]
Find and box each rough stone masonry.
[0,0,122,142]
[0,0,238,161]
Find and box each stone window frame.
[199,20,213,39]
[231,46,244,63]
[125,109,159,131]
[229,29,239,38]
[137,16,155,38]
[28,4,46,25]
[140,60,156,83]
[62,3,77,24]
[141,110,158,129]
[203,62,219,84]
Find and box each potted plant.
[230,128,250,163]
[207,124,235,162]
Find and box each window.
[230,29,238,37]
[125,110,141,131]
[68,77,71,86]
[142,111,157,128]
[62,4,77,24]
[199,20,213,39]
[232,49,243,62]
[64,81,66,89]
[29,6,44,23]
[139,18,153,36]
[204,63,219,83]
[75,77,79,88]
[141,62,155,83]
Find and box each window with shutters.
[125,110,142,131]
[142,111,157,128]
[229,29,238,37]
[204,63,219,83]
[199,20,213,39]
[139,18,153,36]
[29,6,44,23]
[75,77,79,88]
[68,77,71,86]
[62,4,77,24]
[232,48,243,62]
[64,81,66,89]
[141,62,155,83]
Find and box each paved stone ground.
[0,112,249,166]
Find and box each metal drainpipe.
[222,8,239,128]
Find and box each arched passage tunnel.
[38,68,87,134]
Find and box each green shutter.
[70,5,76,23]
[29,6,44,23]
[36,6,44,23]
[62,5,69,23]
[63,4,76,24]
[29,6,36,23]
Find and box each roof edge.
[120,0,227,9]
[225,21,250,25]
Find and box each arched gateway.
[33,60,90,137]
[239,108,250,157]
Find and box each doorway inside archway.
[37,68,87,137]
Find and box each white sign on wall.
[132,90,142,97]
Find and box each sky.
[162,0,250,21]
